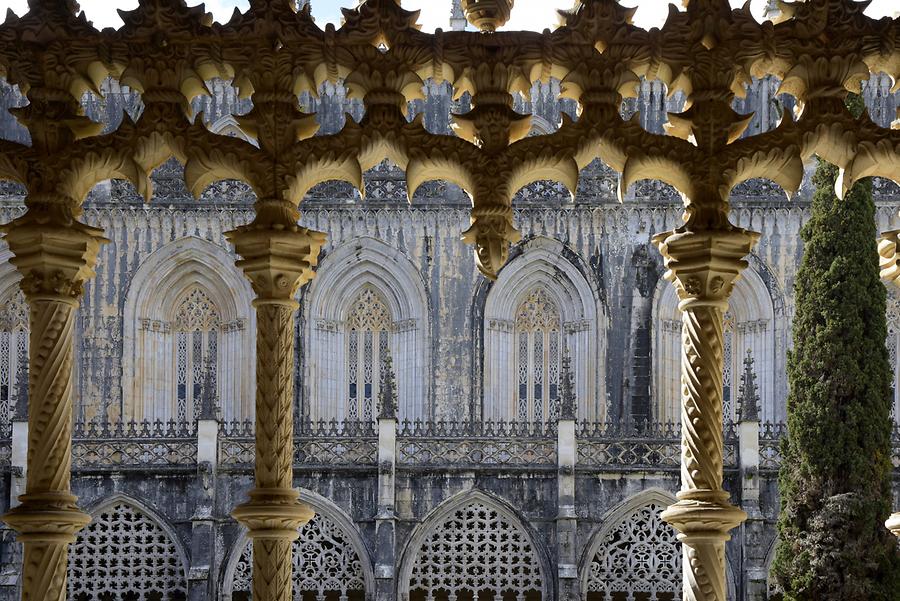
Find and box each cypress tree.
[772,95,900,600]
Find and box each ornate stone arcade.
[0,1,898,601]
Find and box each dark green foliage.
[772,96,900,600]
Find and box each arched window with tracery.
[886,290,900,422]
[654,267,778,423]
[68,502,188,600]
[586,500,681,601]
[172,288,220,422]
[515,288,562,423]
[0,290,27,429]
[345,287,391,422]
[482,243,602,423]
[405,500,545,601]
[230,513,367,601]
[722,311,736,420]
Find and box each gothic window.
[586,501,681,601]
[408,501,544,601]
[346,288,391,422]
[173,288,220,422]
[68,502,188,600]
[0,291,27,428]
[515,289,562,423]
[886,292,900,422]
[231,513,367,601]
[723,312,735,422]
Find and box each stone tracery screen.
[345,287,392,422]
[408,501,544,601]
[515,288,562,424]
[173,287,221,422]
[231,512,367,600]
[67,502,188,600]
[586,501,681,601]
[0,290,26,429]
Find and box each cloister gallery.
[0,0,898,600]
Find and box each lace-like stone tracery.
[408,501,544,600]
[515,289,562,424]
[231,512,366,599]
[174,288,220,422]
[0,291,27,428]
[587,501,681,601]
[67,503,188,600]
[346,287,392,422]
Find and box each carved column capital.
[653,227,760,309]
[227,222,326,304]
[0,209,106,601]
[229,215,322,601]
[2,215,108,304]
[887,512,900,540]
[654,225,759,601]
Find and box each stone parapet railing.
[1,419,895,473]
[397,420,558,467]
[759,422,789,472]
[218,420,378,469]
[575,421,738,471]
[70,420,198,470]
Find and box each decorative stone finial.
[738,349,760,422]
[450,0,467,31]
[559,347,576,421]
[198,358,220,421]
[460,0,514,32]
[378,351,398,420]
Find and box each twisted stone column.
[654,227,758,601]
[228,216,325,601]
[1,215,107,601]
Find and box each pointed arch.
[304,237,430,421]
[653,262,779,423]
[69,494,189,600]
[397,489,551,601]
[483,237,605,422]
[581,489,737,601]
[122,236,254,422]
[221,489,375,601]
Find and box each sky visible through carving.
[0,0,896,31]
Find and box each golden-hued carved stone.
[0,1,896,599]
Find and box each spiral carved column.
[228,215,325,601]
[1,215,107,601]
[654,227,758,601]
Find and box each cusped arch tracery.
[399,491,548,601]
[583,491,681,601]
[304,237,430,422]
[582,490,737,601]
[68,497,189,601]
[482,237,604,422]
[224,491,374,601]
[122,237,254,422]
[0,255,26,429]
[652,262,780,423]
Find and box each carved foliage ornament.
[0,0,895,278]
